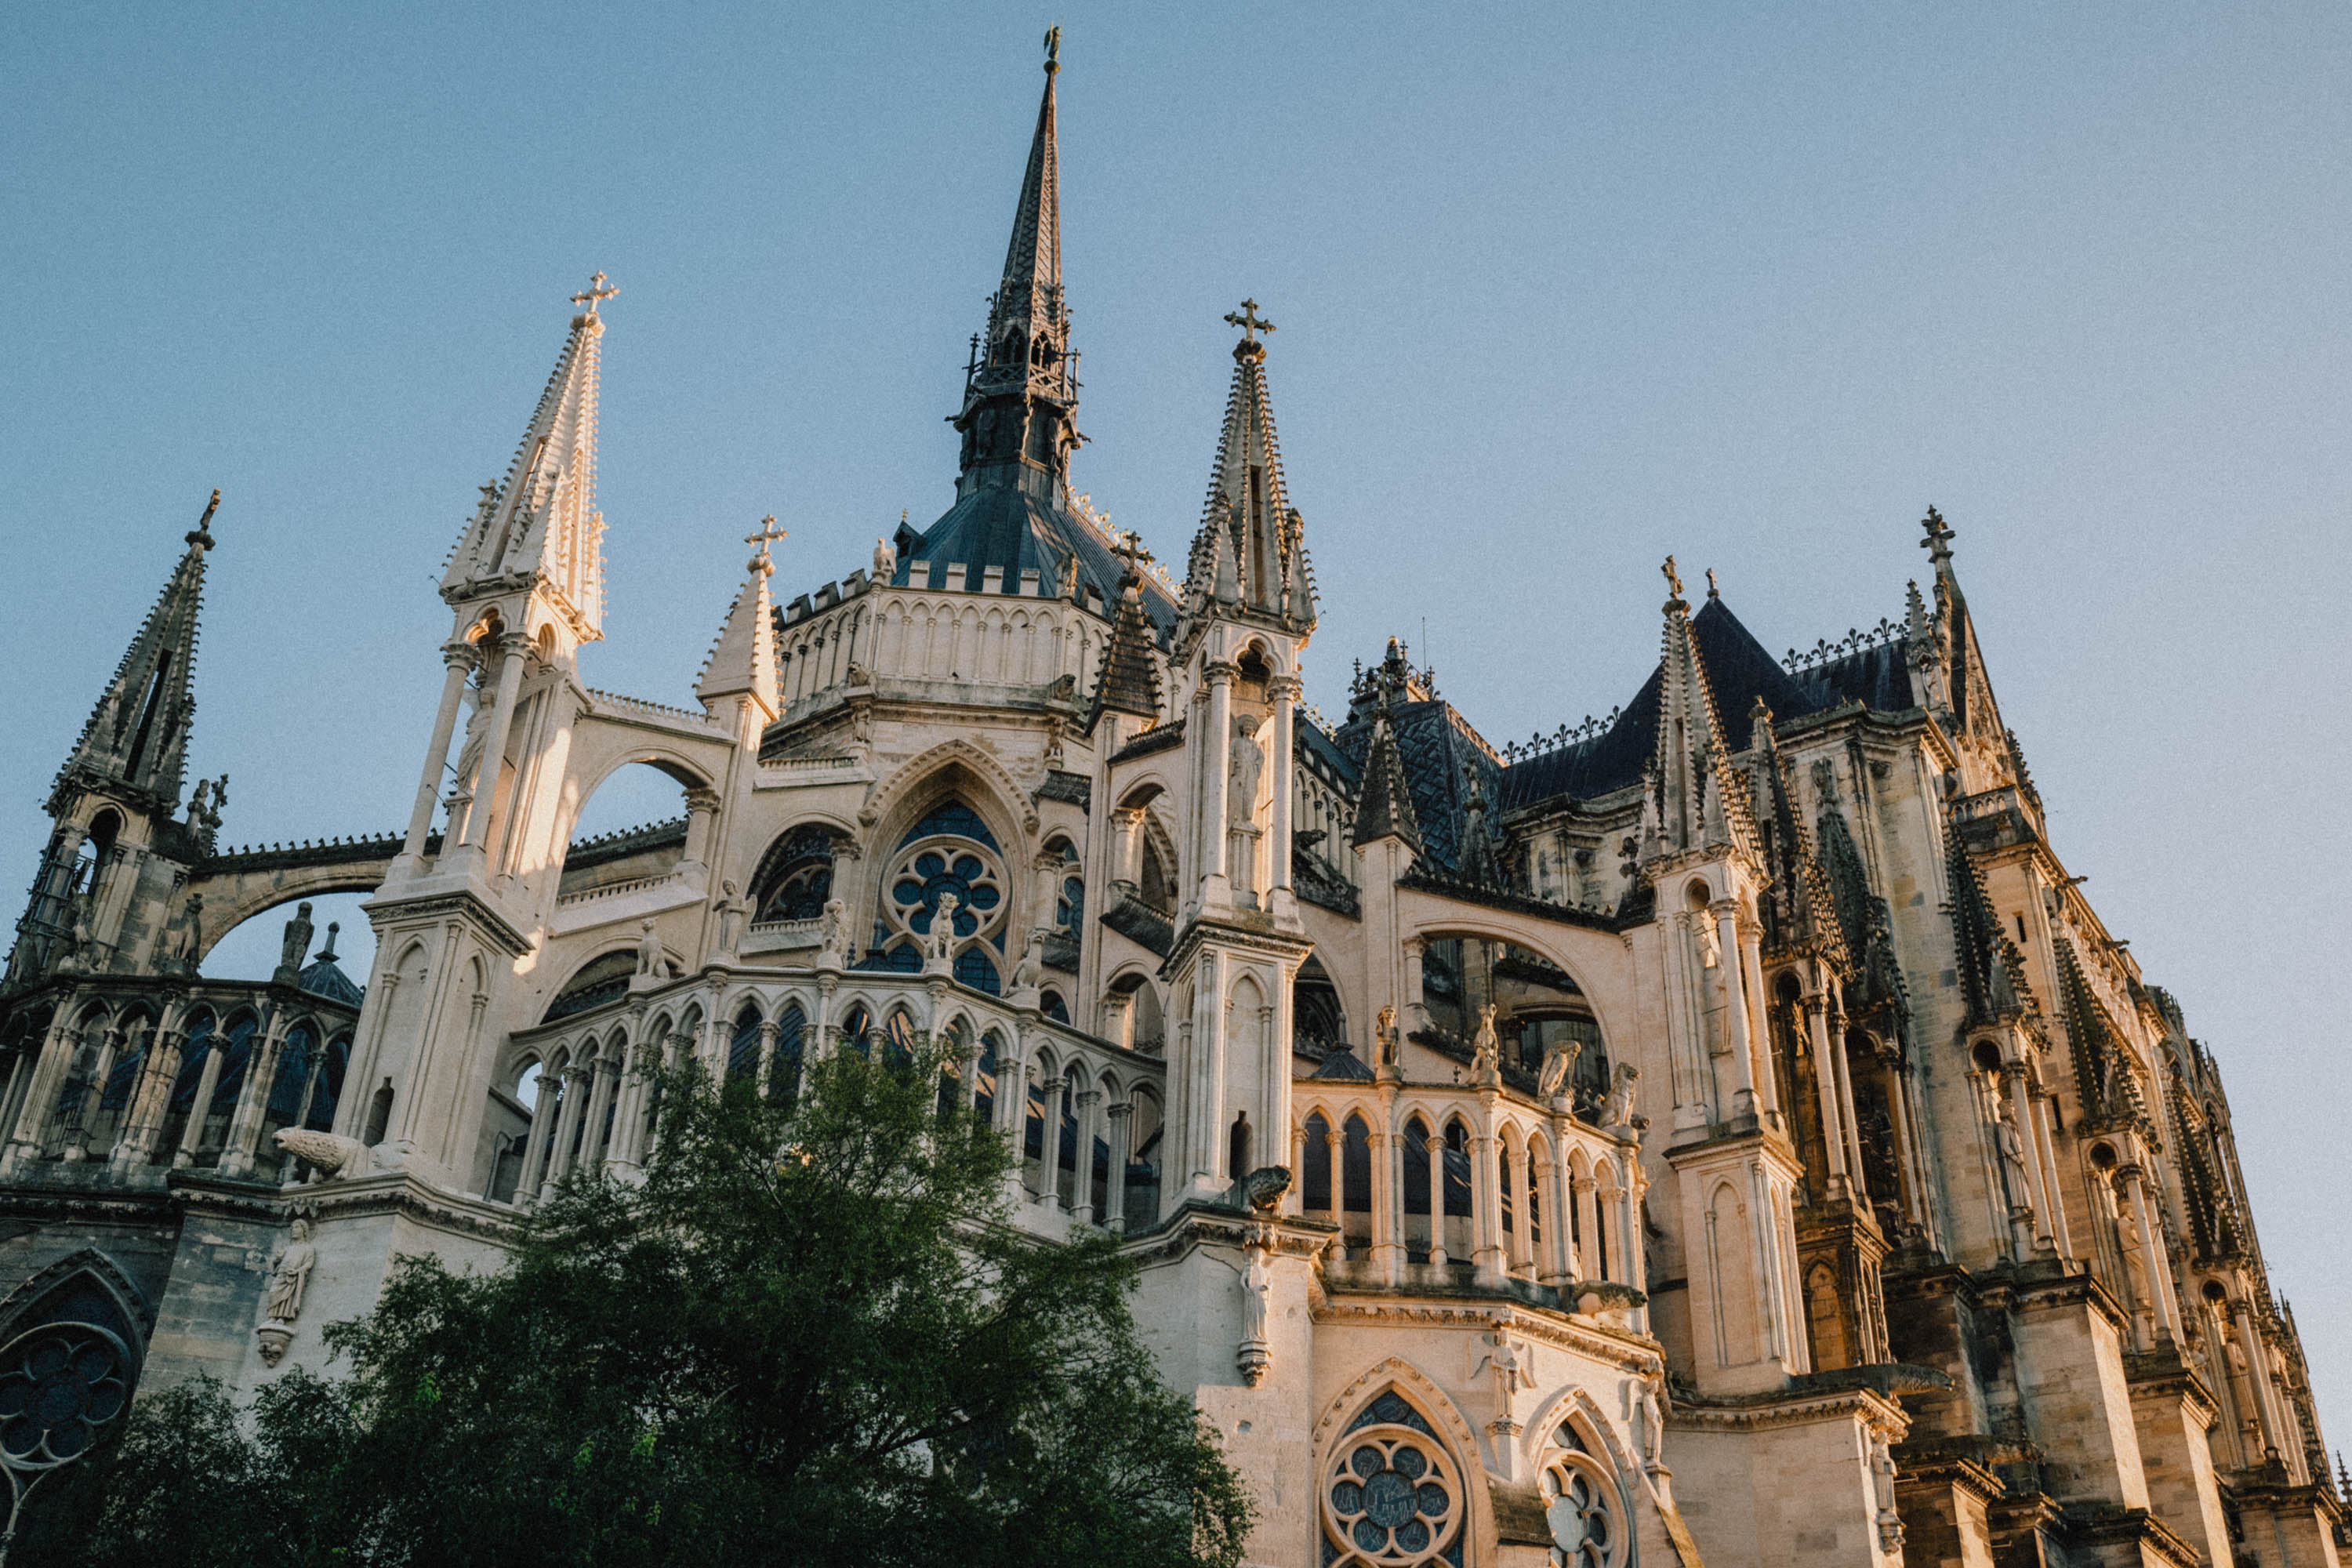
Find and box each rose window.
[0,1323,130,1468]
[886,841,1004,942]
[1539,1450,1622,1568]
[1322,1421,1463,1566]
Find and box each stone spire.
[1748,698,1847,967]
[1351,713,1422,855]
[441,274,615,642]
[695,517,784,722]
[948,31,1080,502]
[1091,532,1163,723]
[1181,300,1316,633]
[1644,556,1759,866]
[53,489,218,813]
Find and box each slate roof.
[893,488,1178,636]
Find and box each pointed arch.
[1312,1359,1492,1568]
[0,1248,152,1352]
[858,738,1038,844]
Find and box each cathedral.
[0,36,2341,1568]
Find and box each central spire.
[949,30,1080,502]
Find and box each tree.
[20,1043,1252,1568]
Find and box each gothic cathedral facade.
[0,42,2339,1568]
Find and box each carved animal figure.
[274,1127,368,1181]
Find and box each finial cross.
[1705,567,1719,598]
[1662,555,1683,600]
[1044,25,1061,68]
[1919,504,1955,561]
[746,514,786,572]
[1225,299,1276,343]
[1112,528,1154,578]
[572,271,619,313]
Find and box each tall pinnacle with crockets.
[949,29,1080,499]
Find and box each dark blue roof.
[894,486,1178,635]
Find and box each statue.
[172,891,204,964]
[1635,1381,1666,1468]
[277,901,315,980]
[1538,1036,1582,1102]
[635,917,663,977]
[926,894,960,971]
[1602,1063,1641,1129]
[1470,1004,1500,1080]
[263,1219,318,1324]
[1009,930,1043,996]
[1472,1330,1532,1412]
[818,896,848,960]
[1375,1004,1397,1069]
[1228,717,1265,822]
[274,1127,368,1181]
[1692,911,1722,970]
[872,535,896,583]
[714,880,746,954]
[1236,1247,1273,1386]
[1241,1165,1292,1214]
[1992,1114,2031,1201]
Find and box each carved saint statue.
[264,1218,318,1325]
[278,901,315,975]
[1603,1063,1641,1129]
[635,918,663,977]
[1538,1036,1582,1102]
[1228,717,1265,823]
[818,897,848,959]
[1375,1004,1397,1068]
[1473,1330,1532,1408]
[1635,1381,1666,1468]
[1692,910,1723,970]
[1240,1248,1272,1345]
[714,881,746,954]
[172,891,205,964]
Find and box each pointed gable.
[442,278,612,640]
[1181,303,1314,633]
[1091,541,1164,723]
[1350,713,1421,855]
[1645,561,1761,865]
[54,491,216,812]
[696,521,782,719]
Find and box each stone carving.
[263,1218,317,1325]
[1692,911,1722,970]
[1470,1004,1500,1082]
[1008,930,1043,998]
[274,1127,368,1181]
[1869,1436,1904,1552]
[1236,1246,1273,1386]
[925,894,960,972]
[1228,717,1264,822]
[1473,1330,1532,1432]
[171,890,204,967]
[1602,1063,1640,1129]
[872,535,896,582]
[818,896,848,960]
[1241,1164,1292,1214]
[714,880,746,954]
[1538,1036,1581,1102]
[1375,1004,1397,1069]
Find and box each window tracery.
[1321,1391,1467,1567]
[1537,1421,1624,1568]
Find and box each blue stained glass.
[1330,1480,1363,1515]
[1395,1518,1430,1552]
[1351,1446,1382,1479]
[898,800,999,851]
[1363,1470,1416,1530]
[954,948,1000,996]
[1392,1446,1425,1479]
[1352,1519,1385,1552]
[1348,1391,1437,1438]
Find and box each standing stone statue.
[264,1218,318,1324]
[275,902,315,983]
[1538,1036,1581,1102]
[818,897,848,960]
[635,917,663,977]
[1603,1063,1641,1129]
[1236,1247,1274,1386]
[1375,1004,1398,1069]
[1470,1004,1501,1081]
[714,880,746,954]
[1228,717,1265,822]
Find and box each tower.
[4,492,224,992]
[352,278,619,1187]
[1160,303,1319,1200]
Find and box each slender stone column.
[1547,1118,1577,1281]
[1073,1088,1102,1224]
[1803,996,1851,1199]
[2121,1164,2180,1343]
[1426,1127,1450,1266]
[1573,1175,1599,1279]
[680,789,720,874]
[1269,676,1298,898]
[1038,1076,1067,1208]
[2000,1063,2055,1254]
[2029,1089,2073,1258]
[2,1005,82,1174]
[1369,1123,1401,1281]
[220,1013,291,1178]
[1104,1101,1133,1231]
[1203,662,1236,885]
[175,1043,227,1168]
[1471,1125,1506,1284]
[401,647,475,861]
[457,633,530,855]
[63,1025,122,1163]
[1828,1017,1870,1203]
[1712,902,1759,1119]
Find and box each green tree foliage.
[19,1045,1251,1568]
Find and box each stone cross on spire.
[745,514,786,575]
[1919,504,1955,566]
[1112,528,1153,583]
[571,271,618,314]
[1225,299,1276,345]
[1662,554,1686,608]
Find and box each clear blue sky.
[5,3,2348,1431]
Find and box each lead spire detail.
[1181,302,1316,637]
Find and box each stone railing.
[554,869,681,908]
[586,688,714,727]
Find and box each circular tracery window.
[1322,1424,1463,1566]
[1538,1448,1622,1568]
[885,838,1005,942]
